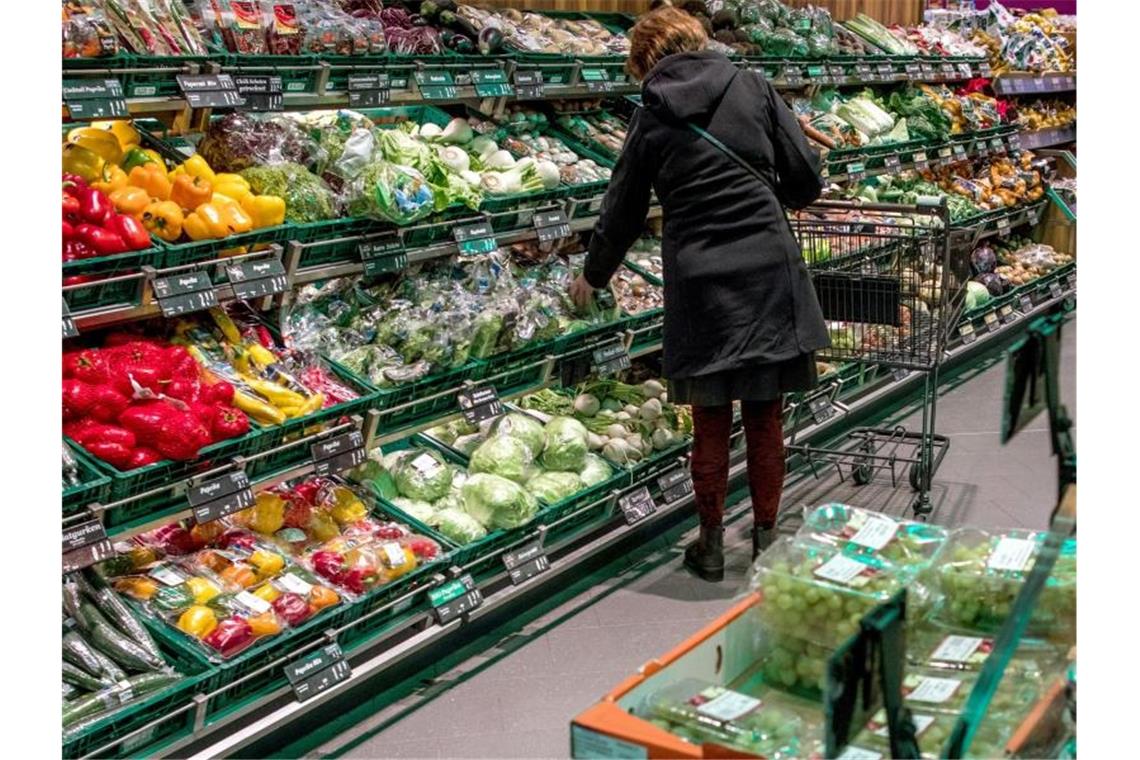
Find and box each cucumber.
[83,602,163,672]
[79,572,166,666]
[62,691,114,729]
[90,648,127,683]
[62,671,183,730]
[63,661,110,692]
[63,576,87,631]
[63,631,106,679]
[63,681,84,700]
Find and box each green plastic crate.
[623,306,664,353]
[218,53,323,95]
[291,218,393,270]
[359,359,485,434]
[63,53,212,100]
[64,269,149,314]
[63,446,112,516]
[154,224,295,270]
[478,319,627,396]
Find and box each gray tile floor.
[331,325,1074,759]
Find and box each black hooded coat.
[583,50,831,379]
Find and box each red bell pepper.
[104,214,151,251]
[341,566,378,594]
[373,523,405,541]
[127,447,163,469]
[149,524,202,555]
[64,418,102,443]
[211,406,250,441]
[291,480,322,505]
[87,385,131,423]
[63,193,81,224]
[78,187,112,225]
[282,497,312,530]
[62,175,89,194]
[63,274,96,287]
[89,425,137,449]
[69,349,108,384]
[84,440,135,469]
[164,379,201,404]
[62,379,97,419]
[271,593,312,626]
[118,402,174,445]
[63,240,98,261]
[404,536,440,561]
[310,551,346,584]
[202,617,255,657]
[219,530,259,551]
[75,224,128,256]
[154,412,211,461]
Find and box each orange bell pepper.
[221,564,258,588]
[109,186,150,217]
[170,174,213,212]
[128,163,172,201]
[141,200,184,242]
[309,585,340,612]
[92,164,128,195]
[247,611,282,636]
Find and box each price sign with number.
[471,69,513,98]
[453,221,497,256]
[227,258,288,300]
[855,63,873,81]
[152,271,217,317]
[581,68,612,92]
[979,62,993,77]
[1008,134,1022,151]
[999,304,1016,325]
[991,137,1006,154]
[807,65,826,83]
[846,162,866,181]
[1049,281,1064,300]
[533,209,571,243]
[828,65,845,84]
[430,574,483,624]
[416,70,456,100]
[808,395,835,424]
[912,151,929,170]
[311,430,366,477]
[958,322,977,344]
[982,311,1000,333]
[177,74,242,108]
[592,340,630,377]
[921,62,937,78]
[938,146,954,166]
[233,75,283,111]
[456,385,503,425]
[63,517,114,574]
[876,63,894,81]
[1020,294,1035,313]
[286,644,351,703]
[347,74,390,107]
[63,78,128,119]
[957,62,973,78]
[189,471,254,524]
[975,140,990,158]
[618,486,657,526]
[782,65,803,86]
[996,216,1011,236]
[63,298,79,339]
[358,236,406,277]
[657,467,694,505]
[883,154,901,172]
[953,143,967,160]
[513,69,544,99]
[503,539,549,585]
[940,62,957,78]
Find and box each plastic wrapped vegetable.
[469,435,535,485]
[391,449,453,502]
[489,413,546,459]
[578,454,613,487]
[435,507,488,545]
[541,416,590,472]
[197,113,325,174]
[343,160,435,225]
[526,471,583,505]
[390,497,436,524]
[461,473,539,530]
[239,162,338,223]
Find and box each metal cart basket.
[786,198,966,517]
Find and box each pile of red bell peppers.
[63,336,251,470]
[63,174,151,286]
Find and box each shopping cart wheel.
[908,462,926,492]
[852,459,873,486]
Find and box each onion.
[604,423,627,440]
[639,398,662,422]
[573,393,600,417]
[641,379,666,399]
[587,432,606,451]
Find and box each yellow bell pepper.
[248,492,286,534]
[91,120,140,150]
[181,154,216,185]
[141,200,184,242]
[67,127,123,165]
[249,549,285,578]
[213,174,252,203]
[91,164,128,195]
[248,611,282,636]
[185,576,222,604]
[177,605,218,638]
[109,186,151,217]
[242,194,286,229]
[252,584,281,604]
[128,163,172,201]
[62,143,105,183]
[183,200,253,240]
[329,487,368,526]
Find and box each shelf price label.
[176,73,242,108]
[854,63,873,81]
[592,340,631,378]
[416,70,457,100]
[807,65,826,83]
[958,322,977,345]
[233,75,283,112]
[152,271,217,317]
[310,430,366,477]
[982,310,1000,334]
[828,65,845,84]
[782,65,803,86]
[957,62,973,78]
[453,221,497,256]
[581,68,612,92]
[533,209,572,243]
[979,62,993,77]
[188,471,254,524]
[912,151,929,170]
[285,644,351,703]
[1019,294,1035,313]
[457,385,503,425]
[940,62,957,78]
[63,517,114,574]
[891,366,910,382]
[347,74,391,107]
[63,78,128,119]
[937,146,954,166]
[657,466,694,505]
[429,574,483,625]
[883,154,901,172]
[358,235,406,277]
[808,394,836,424]
[226,258,288,301]
[990,137,1006,154]
[905,63,922,78]
[1049,280,1064,300]
[953,143,967,160]
[995,216,1011,237]
[471,69,513,98]
[503,539,550,585]
[875,63,894,81]
[513,69,544,99]
[846,162,866,182]
[1007,133,1022,151]
[975,140,990,158]
[63,298,79,339]
[618,486,657,526]
[999,304,1016,325]
[921,62,937,78]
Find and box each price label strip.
[188,471,254,524]
[285,644,351,703]
[618,485,657,526]
[846,162,866,182]
[429,574,483,625]
[921,62,937,78]
[233,75,283,112]
[63,517,114,574]
[996,216,1011,237]
[503,539,550,585]
[63,78,128,119]
[991,137,1006,154]
[176,74,242,108]
[226,258,288,301]
[808,394,836,424]
[358,235,406,277]
[1019,294,1035,313]
[940,62,957,78]
[657,466,694,505]
[457,385,503,425]
[999,304,1016,325]
[592,340,631,378]
[152,271,218,317]
[471,69,513,98]
[581,68,612,93]
[453,221,497,256]
[807,65,826,83]
[875,63,894,81]
[828,65,845,84]
[883,154,901,172]
[416,70,457,100]
[905,63,921,78]
[937,146,954,166]
[533,209,572,243]
[1049,280,1064,300]
[958,322,977,345]
[912,151,929,170]
[347,74,391,107]
[854,63,873,82]
[982,310,1000,334]
[63,298,79,339]
[513,69,544,99]
[953,143,967,160]
[311,430,366,477]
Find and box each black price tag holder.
[592,340,631,378]
[657,465,694,505]
[226,258,288,301]
[311,430,366,477]
[471,69,513,98]
[285,643,351,703]
[63,297,79,339]
[233,75,283,112]
[503,538,550,585]
[358,234,407,277]
[63,516,114,574]
[454,220,497,256]
[883,154,901,172]
[958,322,977,345]
[177,74,242,109]
[151,270,218,317]
[618,485,657,526]
[854,63,873,82]
[416,70,457,100]
[188,471,254,524]
[347,74,391,107]
[63,78,128,119]
[457,385,503,425]
[912,151,929,171]
[846,162,866,182]
[982,310,1000,334]
[429,573,483,625]
[580,68,612,92]
[533,209,572,243]
[514,69,544,99]
[807,392,837,425]
[999,304,1017,325]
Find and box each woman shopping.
[569,6,830,582]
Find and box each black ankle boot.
[752,525,777,562]
[684,526,725,582]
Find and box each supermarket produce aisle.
[319,324,1074,759]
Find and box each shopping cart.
[786,198,966,517]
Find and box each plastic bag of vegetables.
[390,449,453,502]
[462,473,539,530]
[469,434,536,484]
[541,416,590,472]
[343,160,435,225]
[526,471,583,505]
[198,112,327,174]
[240,162,339,223]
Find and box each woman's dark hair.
[626,6,709,81]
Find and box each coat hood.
[641,50,740,121]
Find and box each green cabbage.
[462,473,539,530]
[490,413,546,458]
[578,454,614,487]
[392,449,453,501]
[390,497,436,524]
[435,507,488,545]
[526,471,583,505]
[541,416,589,472]
[469,435,534,484]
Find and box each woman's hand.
[569,274,596,312]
